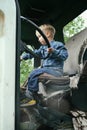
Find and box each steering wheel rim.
[20,16,51,59]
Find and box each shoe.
[20,97,36,107]
[20,90,37,107]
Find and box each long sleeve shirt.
[22,40,68,70]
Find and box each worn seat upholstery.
[38,73,70,95]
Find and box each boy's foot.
[20,98,36,107]
[20,90,37,107]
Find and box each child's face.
[36,33,46,45]
[36,30,49,45]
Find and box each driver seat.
[38,73,70,96]
[20,72,70,97]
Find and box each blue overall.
[22,40,68,92]
[28,67,63,92]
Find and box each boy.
[20,24,68,106]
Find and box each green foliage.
[20,59,33,86]
[63,16,85,42]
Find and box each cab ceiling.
[18,0,87,48]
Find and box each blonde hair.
[36,24,56,39]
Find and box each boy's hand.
[47,48,54,53]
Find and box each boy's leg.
[20,68,43,107]
[20,67,63,107]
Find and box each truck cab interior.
[0,1,87,130]
[18,0,87,130]
[18,0,87,70]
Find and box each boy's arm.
[20,53,33,60]
[50,44,68,61]
[20,46,43,60]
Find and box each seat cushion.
[39,73,70,85]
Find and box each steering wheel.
[20,16,51,59]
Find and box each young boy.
[20,24,68,106]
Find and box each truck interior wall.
[64,28,87,75]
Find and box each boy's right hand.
[47,47,54,53]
